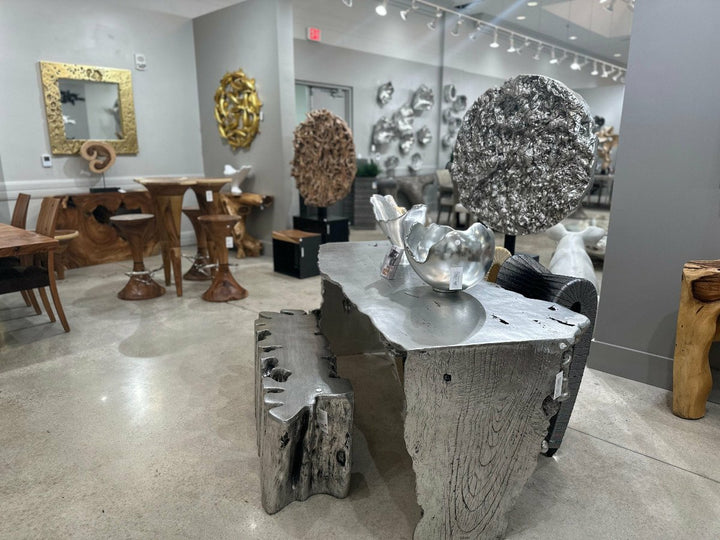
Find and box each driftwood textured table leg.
[110,214,165,300]
[672,260,720,419]
[198,215,248,302]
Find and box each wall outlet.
[41,154,52,168]
[134,53,147,71]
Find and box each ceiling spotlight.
[619,75,626,83]
[533,43,544,60]
[527,1,538,5]
[341,0,352,6]
[490,29,500,48]
[507,35,517,53]
[451,17,463,37]
[516,15,526,20]
[469,22,482,41]
[375,0,388,16]
[569,35,578,40]
[517,38,532,53]
[549,48,558,64]
[400,0,417,20]
[556,51,568,64]
[578,58,589,70]
[570,54,581,70]
[591,61,599,76]
[612,70,622,81]
[427,8,442,30]
[601,64,611,78]
[600,0,616,12]
[613,53,622,58]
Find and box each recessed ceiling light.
[527,1,538,6]
[569,35,577,40]
[516,15,526,20]
[613,53,622,57]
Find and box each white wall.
[194,0,297,246]
[0,0,204,225]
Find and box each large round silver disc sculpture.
[291,109,356,207]
[451,75,596,235]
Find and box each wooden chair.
[0,197,70,332]
[1,193,42,313]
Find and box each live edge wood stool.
[672,260,720,419]
[197,214,247,302]
[110,214,165,300]
[134,177,196,296]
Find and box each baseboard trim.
[589,340,720,403]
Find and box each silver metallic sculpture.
[402,204,496,292]
[411,84,435,113]
[370,194,408,263]
[377,81,394,105]
[448,117,462,134]
[372,116,396,145]
[408,152,423,172]
[442,108,454,123]
[452,95,467,112]
[416,126,432,146]
[441,134,454,149]
[384,155,399,171]
[399,133,415,154]
[451,75,596,235]
[443,83,457,103]
[393,106,414,135]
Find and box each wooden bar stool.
[197,214,248,302]
[182,208,212,281]
[191,178,231,266]
[110,214,165,300]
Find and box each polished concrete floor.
[1,245,719,539]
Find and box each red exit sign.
[307,27,322,42]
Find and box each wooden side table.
[134,177,197,296]
[197,214,248,302]
[190,178,230,269]
[672,260,720,419]
[110,214,165,300]
[220,193,273,258]
[182,208,211,281]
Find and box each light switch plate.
[134,53,147,71]
[41,154,52,168]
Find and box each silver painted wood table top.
[319,241,589,352]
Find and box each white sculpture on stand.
[546,223,605,289]
[223,164,253,195]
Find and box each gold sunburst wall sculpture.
[214,69,262,150]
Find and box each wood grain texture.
[255,310,353,514]
[110,215,165,301]
[198,215,247,302]
[404,342,563,539]
[219,194,259,258]
[0,223,58,258]
[56,192,157,268]
[672,260,720,419]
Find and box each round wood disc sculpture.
[214,69,262,149]
[80,140,116,174]
[291,109,356,207]
[451,75,596,235]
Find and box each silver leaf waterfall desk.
[319,242,589,539]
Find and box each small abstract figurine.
[546,223,605,289]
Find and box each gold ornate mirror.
[39,61,138,155]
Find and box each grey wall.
[590,0,720,401]
[0,0,204,226]
[194,0,296,246]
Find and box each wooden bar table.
[318,242,590,539]
[134,177,197,296]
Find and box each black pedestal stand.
[504,234,516,255]
[293,206,350,244]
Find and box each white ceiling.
[103,0,245,19]
[440,0,633,65]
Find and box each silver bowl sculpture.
[370,194,407,249]
[402,204,495,292]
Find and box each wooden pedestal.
[198,215,248,302]
[220,193,273,258]
[672,260,720,419]
[182,208,212,281]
